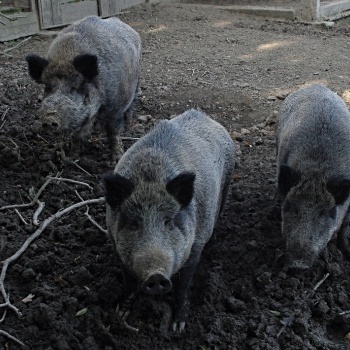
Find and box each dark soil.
[1,1,350,349]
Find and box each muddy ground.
[1,1,350,349]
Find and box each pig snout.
[40,110,60,129]
[133,248,174,296]
[285,244,315,271]
[142,273,172,295]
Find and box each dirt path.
[1,1,350,349]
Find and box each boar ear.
[104,172,134,208]
[25,54,48,83]
[73,54,98,81]
[327,178,350,205]
[166,172,195,208]
[278,164,301,197]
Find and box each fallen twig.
[14,209,28,226]
[32,200,45,226]
[0,197,105,319]
[1,37,32,55]
[85,207,108,235]
[0,107,10,131]
[122,320,139,332]
[71,160,92,177]
[0,329,28,348]
[339,309,350,316]
[0,176,93,211]
[276,272,330,338]
[313,273,329,291]
[75,191,107,235]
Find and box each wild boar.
[104,109,235,331]
[276,84,350,270]
[25,15,141,160]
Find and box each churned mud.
[1,1,350,349]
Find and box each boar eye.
[321,206,337,220]
[44,85,52,94]
[164,218,175,230]
[128,219,140,231]
[330,206,337,219]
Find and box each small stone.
[323,21,334,28]
[240,128,250,135]
[267,95,277,101]
[255,138,263,145]
[231,131,243,141]
[137,114,152,123]
[226,297,247,313]
[232,189,245,202]
[266,110,278,125]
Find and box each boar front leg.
[171,250,202,333]
[105,123,124,164]
[337,210,350,260]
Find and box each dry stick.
[1,36,31,55]
[32,200,45,226]
[0,329,27,348]
[0,197,105,319]
[71,160,92,177]
[0,176,92,211]
[0,107,10,131]
[14,209,28,226]
[313,272,329,291]
[75,191,107,235]
[84,207,108,235]
[0,310,6,323]
[277,272,330,338]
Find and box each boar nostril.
[142,273,172,296]
[51,121,59,127]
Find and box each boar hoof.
[142,273,172,296]
[172,320,186,333]
[337,224,350,260]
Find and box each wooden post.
[300,0,320,21]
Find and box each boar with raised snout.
[276,84,350,270]
[104,109,235,332]
[26,16,141,160]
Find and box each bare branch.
[0,197,105,319]
[0,329,27,348]
[1,176,93,211]
[313,273,330,291]
[84,207,108,235]
[14,209,28,226]
[75,191,107,235]
[47,176,93,191]
[32,201,45,226]
[1,37,32,55]
[70,160,92,177]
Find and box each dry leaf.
[21,293,35,304]
[76,308,88,317]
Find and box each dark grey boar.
[276,84,350,270]
[25,15,141,160]
[104,109,235,331]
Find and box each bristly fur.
[105,109,236,329]
[276,84,350,269]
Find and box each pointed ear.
[73,54,98,81]
[166,172,195,208]
[278,164,301,197]
[327,178,350,205]
[104,172,134,208]
[25,54,48,83]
